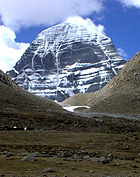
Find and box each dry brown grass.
[0,130,140,176]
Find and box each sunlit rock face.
[8,22,126,101]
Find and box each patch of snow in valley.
[63,105,90,112]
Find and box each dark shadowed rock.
[57,151,72,158]
[2,150,13,157]
[42,168,55,173]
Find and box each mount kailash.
[8,22,126,101]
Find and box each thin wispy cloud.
[118,0,140,8]
[117,48,128,59]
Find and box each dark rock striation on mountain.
[8,22,126,101]
[63,51,140,115]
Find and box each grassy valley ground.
[0,115,140,176]
[0,51,140,177]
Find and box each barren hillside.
[0,69,62,113]
[63,51,140,115]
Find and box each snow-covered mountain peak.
[37,19,106,46]
[8,21,126,102]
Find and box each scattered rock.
[18,153,28,157]
[40,152,49,157]
[21,154,37,162]
[91,157,99,162]
[29,152,40,157]
[98,156,110,164]
[64,157,71,161]
[107,153,113,157]
[57,151,72,158]
[83,155,91,160]
[89,170,94,173]
[135,137,139,140]
[42,168,55,173]
[73,154,82,160]
[78,150,88,156]
[0,148,8,152]
[131,165,138,169]
[135,158,140,163]
[125,156,135,161]
[112,163,121,166]
[2,150,13,157]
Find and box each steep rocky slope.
[63,51,140,115]
[8,22,126,101]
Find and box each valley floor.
[0,129,140,177]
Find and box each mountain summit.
[8,21,126,101]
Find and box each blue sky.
[0,0,140,72]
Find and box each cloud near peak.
[0,26,29,72]
[66,16,106,36]
[0,0,140,32]
[0,0,103,31]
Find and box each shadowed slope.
[63,51,140,115]
[0,70,69,129]
[0,69,62,114]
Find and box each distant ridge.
[63,51,140,115]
